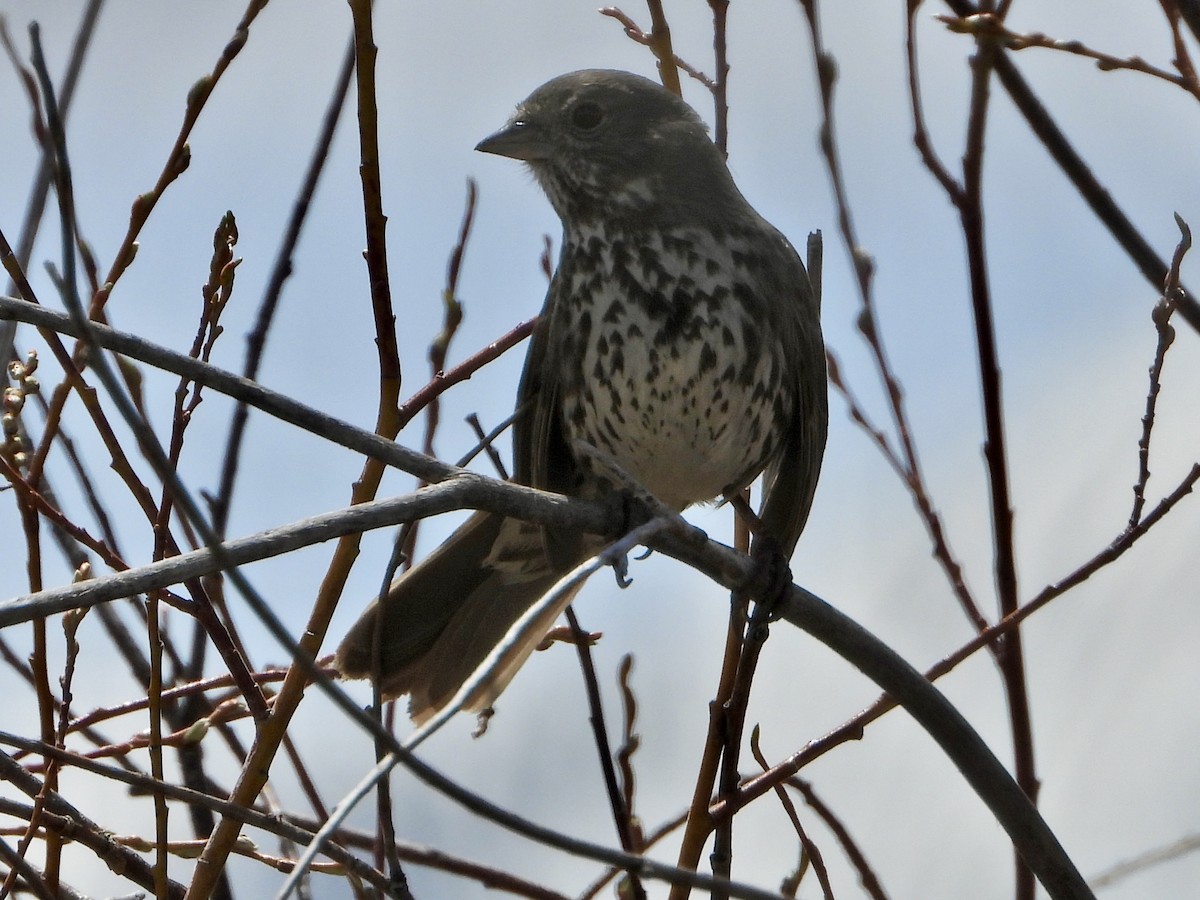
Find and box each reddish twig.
[213,36,355,538]
[1159,0,1200,90]
[706,0,730,155]
[930,15,1036,894]
[724,460,1200,816]
[906,0,963,201]
[825,353,986,631]
[400,181,478,566]
[615,655,643,848]
[395,316,536,424]
[786,777,889,900]
[644,0,682,97]
[938,0,1200,334]
[671,555,748,897]
[90,0,269,317]
[61,667,293,735]
[599,7,715,93]
[939,12,1200,101]
[708,491,758,894]
[422,178,476,462]
[749,728,835,900]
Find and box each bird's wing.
[514,290,568,492]
[513,278,586,567]
[757,230,828,559]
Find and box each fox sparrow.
[336,69,827,722]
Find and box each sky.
[1,1,1198,898]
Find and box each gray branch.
[0,294,1092,898]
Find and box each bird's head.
[476,69,740,229]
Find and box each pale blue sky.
[1,2,1198,897]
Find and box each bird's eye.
[570,101,604,131]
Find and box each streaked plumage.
[336,70,827,722]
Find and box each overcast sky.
[1,2,1198,898]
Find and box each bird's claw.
[749,535,793,625]
[611,552,632,588]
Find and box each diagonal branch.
[940,0,1200,333]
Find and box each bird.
[334,69,827,723]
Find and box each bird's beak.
[475,119,551,162]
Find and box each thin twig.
[599,7,714,91]
[711,490,762,897]
[671,563,746,897]
[786,777,888,900]
[1159,0,1200,90]
[396,316,535,424]
[906,0,963,201]
[728,463,1200,814]
[957,19,1037,897]
[1130,215,1190,527]
[213,36,355,538]
[615,655,643,848]
[644,0,681,96]
[0,749,187,899]
[1089,832,1200,889]
[401,179,478,566]
[565,606,647,898]
[939,0,1200,334]
[0,736,397,895]
[939,12,1200,100]
[0,0,103,367]
[707,0,730,155]
[421,179,476,461]
[463,411,511,478]
[90,0,269,316]
[749,728,835,900]
[802,0,990,638]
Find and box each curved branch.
[2,482,1094,897]
[769,584,1088,899]
[0,291,1097,897]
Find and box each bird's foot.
[748,535,794,630]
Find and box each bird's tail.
[334,511,586,723]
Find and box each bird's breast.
[553,226,790,509]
